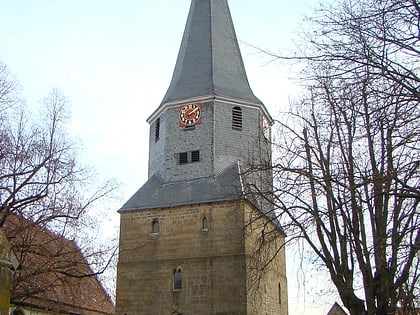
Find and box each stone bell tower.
[115,1,288,314]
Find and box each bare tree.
[0,62,118,306]
[246,0,420,314]
[0,61,20,112]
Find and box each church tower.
[115,1,288,314]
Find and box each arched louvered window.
[232,106,242,130]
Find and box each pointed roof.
[160,0,262,106]
[327,302,348,315]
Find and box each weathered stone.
[116,201,288,315]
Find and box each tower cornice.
[147,94,274,125]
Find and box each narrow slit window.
[232,106,242,130]
[152,220,159,234]
[179,152,188,164]
[155,118,160,142]
[191,150,200,162]
[278,283,282,305]
[173,268,182,290]
[202,217,209,230]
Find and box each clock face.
[179,103,202,126]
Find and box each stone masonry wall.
[147,99,271,186]
[148,101,215,183]
[244,203,288,315]
[116,200,288,315]
[116,201,248,315]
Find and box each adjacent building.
[3,215,114,315]
[0,229,19,315]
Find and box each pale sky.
[0,1,339,314]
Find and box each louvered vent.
[232,106,242,130]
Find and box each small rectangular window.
[191,150,200,162]
[179,152,188,164]
[183,125,195,131]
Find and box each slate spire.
[160,0,262,106]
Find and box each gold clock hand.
[190,107,199,114]
[186,107,199,119]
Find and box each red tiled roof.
[3,214,114,315]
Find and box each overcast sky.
[0,1,338,314]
